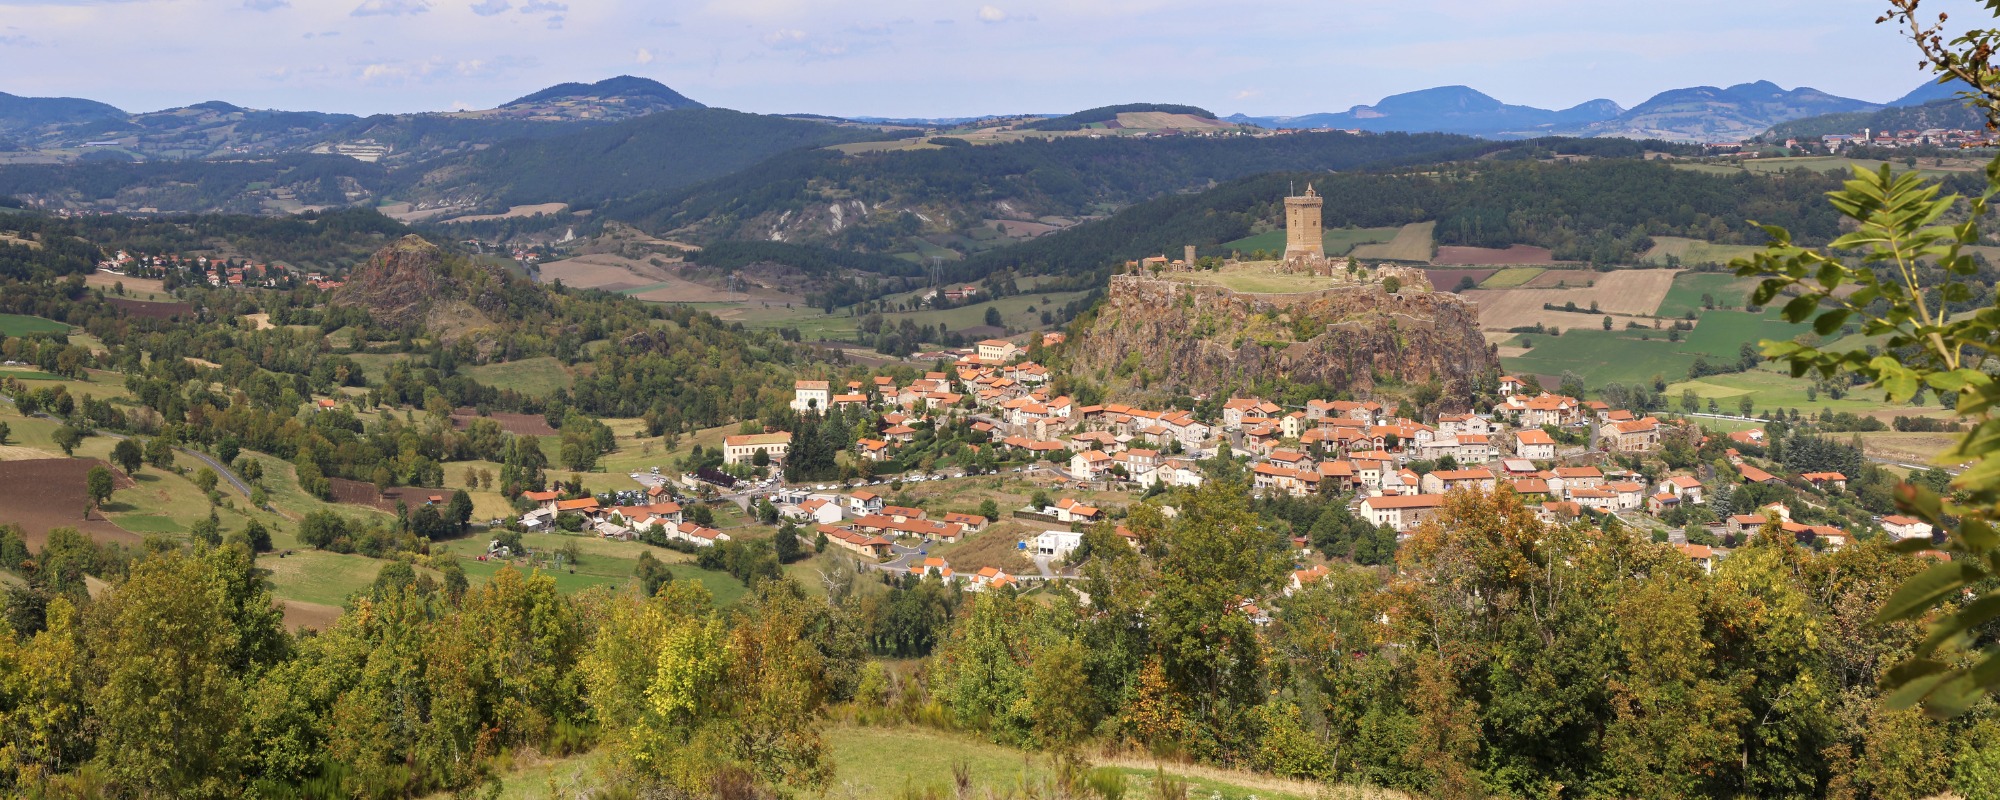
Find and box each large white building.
[1359,494,1445,532]
[790,380,831,412]
[722,432,792,465]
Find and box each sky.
[0,0,1974,118]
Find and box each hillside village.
[488,309,1928,599]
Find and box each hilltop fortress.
[1077,189,1495,403]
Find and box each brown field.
[1434,245,1556,265]
[450,408,557,436]
[243,313,275,330]
[280,600,342,631]
[0,459,142,550]
[987,219,1061,238]
[1112,111,1237,130]
[327,477,417,513]
[439,202,569,224]
[1853,431,1963,466]
[1424,269,1496,292]
[537,254,792,305]
[931,521,1037,573]
[85,270,168,298]
[1351,221,1435,262]
[1464,269,1679,330]
[107,297,192,320]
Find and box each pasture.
[1666,367,1933,417]
[1222,226,1399,257]
[84,271,171,300]
[1678,309,1809,360]
[1643,236,1764,269]
[0,313,67,336]
[462,357,573,398]
[1464,269,1679,330]
[1657,271,1759,318]
[1479,267,1546,288]
[1350,221,1436,262]
[1500,328,1696,388]
[1168,263,1340,294]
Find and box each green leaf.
[1876,560,1987,624]
[1917,593,2000,656]
[1812,310,1853,337]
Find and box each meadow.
[1500,327,1696,388]
[1477,267,1546,288]
[461,356,574,398]
[0,313,68,336]
[1643,236,1765,269]
[1222,225,1400,257]
[1350,221,1436,262]
[1656,271,1758,318]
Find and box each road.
[1,396,255,503]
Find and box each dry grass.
[1351,221,1435,262]
[85,270,168,299]
[1434,244,1555,265]
[1464,269,1679,330]
[243,313,276,330]
[439,203,570,224]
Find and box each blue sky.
[0,0,1969,117]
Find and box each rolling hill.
[1230,86,1623,137]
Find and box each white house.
[795,498,845,526]
[1359,494,1445,532]
[1034,530,1084,559]
[790,380,831,412]
[1514,429,1557,460]
[722,432,792,465]
[1883,515,1936,541]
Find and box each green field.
[0,368,66,381]
[1667,367,1938,417]
[435,531,751,607]
[1479,267,1546,288]
[1170,268,1339,294]
[1222,226,1400,257]
[1502,327,1698,388]
[1656,271,1759,319]
[1679,309,1809,359]
[1350,221,1435,262]
[462,356,574,398]
[0,314,68,336]
[1644,237,1765,269]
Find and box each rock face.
[1070,272,1496,407]
[335,235,517,339]
[337,235,451,329]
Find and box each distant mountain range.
[0,76,708,163]
[1228,80,1946,142]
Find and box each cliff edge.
[1069,270,1496,407]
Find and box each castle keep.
[1283,184,1325,263]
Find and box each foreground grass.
[452,723,1369,800]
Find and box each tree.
[50,425,82,457]
[193,467,219,494]
[85,464,114,508]
[0,420,10,445]
[1739,396,1755,419]
[773,522,802,563]
[297,510,348,550]
[144,436,174,469]
[86,550,246,795]
[1603,315,1614,330]
[1681,389,1700,413]
[1383,275,1402,294]
[985,306,1003,327]
[112,437,142,475]
[447,490,474,535]
[978,498,1000,520]
[635,551,673,596]
[240,519,273,552]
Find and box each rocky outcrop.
[1069,273,1496,408]
[334,235,520,342]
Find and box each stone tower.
[1283,184,1324,262]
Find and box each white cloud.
[763,28,806,47]
[977,5,1005,22]
[351,0,428,16]
[635,47,654,64]
[519,0,563,12]
[469,0,508,15]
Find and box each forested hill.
[599,129,1536,252]
[1764,98,1986,141]
[392,108,886,209]
[0,207,413,274]
[950,156,1870,280]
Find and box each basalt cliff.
[1069,270,1496,407]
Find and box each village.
[95,249,331,290]
[482,314,1926,601]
